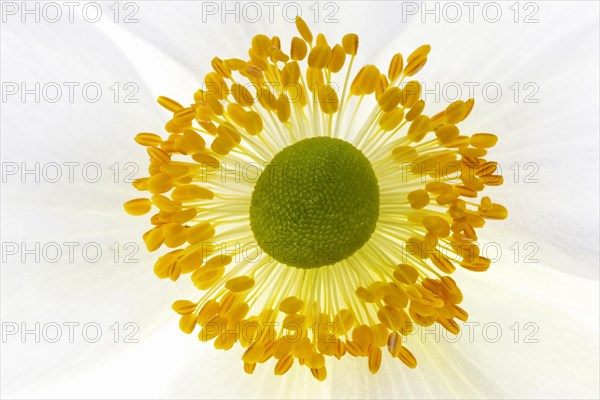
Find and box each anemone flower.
[1,1,598,399]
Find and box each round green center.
[249,137,380,269]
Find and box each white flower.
[1,1,598,398]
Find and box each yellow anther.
[378,86,403,112]
[470,133,498,148]
[217,122,242,143]
[462,98,475,120]
[407,115,431,142]
[223,58,247,70]
[460,256,491,272]
[162,223,187,248]
[171,184,214,202]
[178,129,206,154]
[342,33,359,55]
[272,337,293,359]
[147,147,170,165]
[132,177,148,191]
[479,196,493,212]
[203,97,223,116]
[379,107,405,131]
[152,249,182,279]
[401,80,421,108]
[445,100,469,124]
[308,44,332,69]
[177,250,202,274]
[251,34,271,59]
[295,16,313,43]
[328,44,346,72]
[271,35,281,48]
[397,346,417,368]
[195,105,214,122]
[376,74,389,100]
[440,276,463,302]
[306,352,325,369]
[290,36,308,61]
[476,161,498,176]
[377,305,409,330]
[479,203,508,219]
[404,44,431,76]
[318,84,339,114]
[124,198,152,216]
[334,309,355,334]
[244,111,263,135]
[405,100,425,121]
[279,296,304,314]
[173,208,197,224]
[227,103,247,127]
[435,123,460,143]
[204,254,232,269]
[480,174,504,186]
[422,216,451,237]
[179,313,197,334]
[211,57,231,79]
[407,189,430,209]
[315,33,328,46]
[157,96,183,112]
[371,323,389,347]
[281,62,301,86]
[227,302,250,323]
[307,67,324,89]
[196,300,220,324]
[187,222,215,245]
[257,86,278,111]
[424,182,451,194]
[226,276,255,292]
[173,107,195,123]
[276,93,291,122]
[282,313,306,330]
[192,265,225,290]
[350,65,381,95]
[452,304,469,321]
[345,340,365,357]
[231,83,255,107]
[172,299,197,315]
[242,342,265,364]
[147,173,173,194]
[356,287,377,302]
[311,367,327,381]
[441,318,460,335]
[274,354,294,375]
[459,147,487,157]
[352,325,374,348]
[387,332,402,357]
[392,146,418,163]
[368,346,382,374]
[428,253,454,274]
[383,292,408,309]
[135,132,162,147]
[269,46,289,63]
[388,53,404,81]
[204,72,227,100]
[393,263,419,285]
[243,362,256,375]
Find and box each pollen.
[126,16,507,381]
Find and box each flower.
[2,2,598,398]
[125,16,508,380]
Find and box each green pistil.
[250,137,380,269]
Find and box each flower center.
[250,137,380,269]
